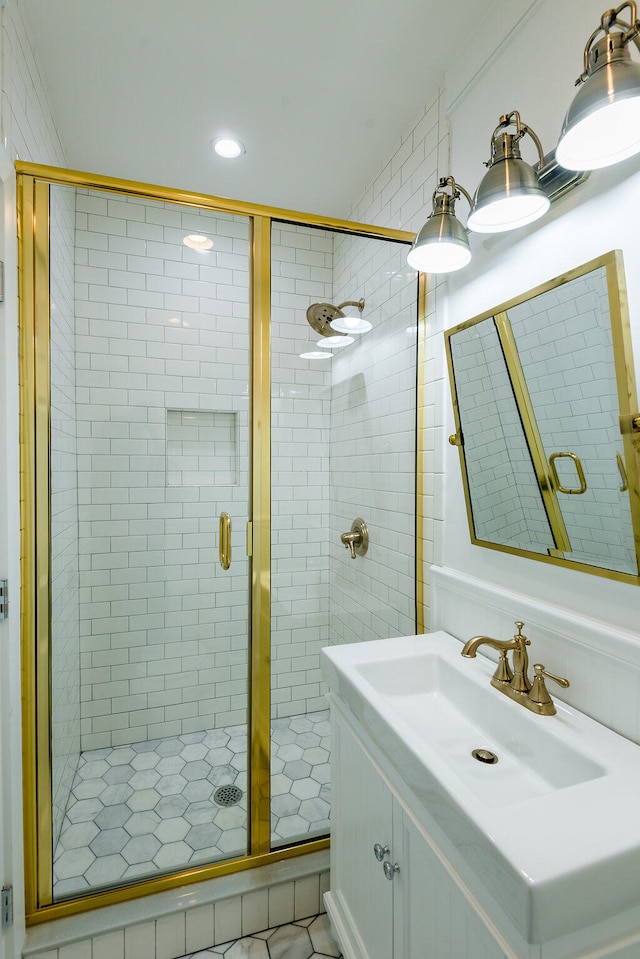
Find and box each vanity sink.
[354,651,604,807]
[322,631,640,944]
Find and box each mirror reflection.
[446,251,640,582]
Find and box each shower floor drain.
[213,784,243,807]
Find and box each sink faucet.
[461,621,569,716]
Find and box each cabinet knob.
[373,843,389,862]
[383,860,400,881]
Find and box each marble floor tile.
[53,710,331,898]
[178,913,342,959]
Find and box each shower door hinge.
[1,886,13,928]
[246,522,253,557]
[0,580,7,621]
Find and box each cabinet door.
[331,712,394,959]
[395,805,511,959]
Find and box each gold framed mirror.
[445,251,640,584]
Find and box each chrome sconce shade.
[407,176,473,274]
[556,2,640,170]
[467,110,550,234]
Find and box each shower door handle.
[617,451,629,492]
[219,512,231,570]
[548,452,587,494]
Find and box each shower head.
[306,298,365,337]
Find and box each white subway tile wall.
[449,320,555,551]
[270,223,333,720]
[329,232,418,643]
[166,410,238,487]
[508,269,637,571]
[344,94,447,630]
[71,190,251,749]
[1,5,71,958]
[50,184,82,847]
[2,1,67,166]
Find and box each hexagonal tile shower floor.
[53,710,331,898]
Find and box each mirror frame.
[445,250,640,585]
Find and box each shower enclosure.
[18,164,423,921]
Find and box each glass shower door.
[47,184,251,898]
[269,220,418,848]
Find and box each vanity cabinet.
[326,701,510,959]
[323,634,640,959]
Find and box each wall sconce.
[406,176,473,274]
[467,110,550,233]
[556,2,640,170]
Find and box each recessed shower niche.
[166,409,240,486]
[18,164,422,920]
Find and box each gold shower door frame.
[17,162,423,923]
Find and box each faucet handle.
[514,621,530,645]
[529,663,570,710]
[534,664,570,688]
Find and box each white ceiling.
[20,0,490,219]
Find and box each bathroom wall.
[328,233,418,644]
[343,93,446,632]
[0,0,70,952]
[49,184,81,847]
[447,320,552,552]
[333,0,640,736]
[443,0,640,643]
[270,222,332,719]
[73,192,251,750]
[506,269,636,571]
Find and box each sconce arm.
[520,123,546,168]
[436,175,473,210]
[579,2,640,80]
[491,110,545,168]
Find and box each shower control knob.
[383,860,400,881]
[373,842,389,862]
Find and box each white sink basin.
[322,631,640,944]
[355,652,604,807]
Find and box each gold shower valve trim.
[340,518,369,558]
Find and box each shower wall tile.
[50,184,82,847]
[2,0,67,166]
[270,223,333,719]
[328,231,418,646]
[74,195,251,749]
[343,93,446,630]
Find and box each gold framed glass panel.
[17,162,421,922]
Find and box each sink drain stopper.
[472,748,498,765]
[213,784,243,806]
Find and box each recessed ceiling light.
[183,234,214,251]
[300,350,332,360]
[211,136,245,159]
